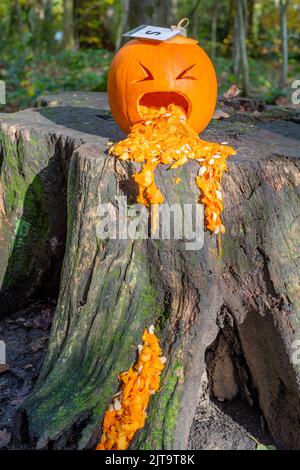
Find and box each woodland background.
[0,0,299,112]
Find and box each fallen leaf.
[0,428,11,448]
[11,396,26,406]
[275,96,289,106]
[30,336,48,352]
[256,444,277,451]
[20,309,53,331]
[213,109,230,120]
[0,364,10,374]
[48,100,60,108]
[223,84,241,100]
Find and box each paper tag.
[123,25,181,42]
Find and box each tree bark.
[211,0,219,61]
[43,0,54,50]
[115,0,130,50]
[279,0,289,88]
[9,0,23,42]
[235,0,250,96]
[233,11,240,77]
[247,0,255,44]
[189,0,201,38]
[126,0,177,31]
[63,0,75,51]
[0,94,300,449]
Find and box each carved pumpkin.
[107,34,217,134]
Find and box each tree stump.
[0,94,299,449]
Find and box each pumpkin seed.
[216,190,222,200]
[114,400,122,411]
[198,166,207,176]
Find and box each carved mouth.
[139,92,189,116]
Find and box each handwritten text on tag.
[123,25,181,42]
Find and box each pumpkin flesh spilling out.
[97,327,165,450]
[109,103,236,236]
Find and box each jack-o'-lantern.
[108,34,217,134]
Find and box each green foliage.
[256,444,277,450]
[0,0,300,110]
[215,55,296,103]
[250,435,277,450]
[0,48,112,111]
[75,0,119,50]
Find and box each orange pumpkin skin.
[107,35,217,134]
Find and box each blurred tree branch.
[234,0,250,96]
[279,0,290,88]
[63,0,75,51]
[211,0,220,60]
[126,0,177,31]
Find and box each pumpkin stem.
[170,17,189,36]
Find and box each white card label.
[123,25,181,42]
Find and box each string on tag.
[170,18,189,37]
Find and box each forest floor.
[189,392,275,450]
[0,302,55,449]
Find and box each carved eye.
[176,64,196,80]
[137,62,154,82]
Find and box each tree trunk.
[115,0,130,50]
[247,0,255,45]
[126,0,177,31]
[63,0,75,51]
[9,0,23,42]
[233,13,240,77]
[0,94,300,449]
[211,0,219,61]
[225,0,235,49]
[279,0,289,88]
[235,0,250,96]
[189,0,201,38]
[43,0,54,50]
